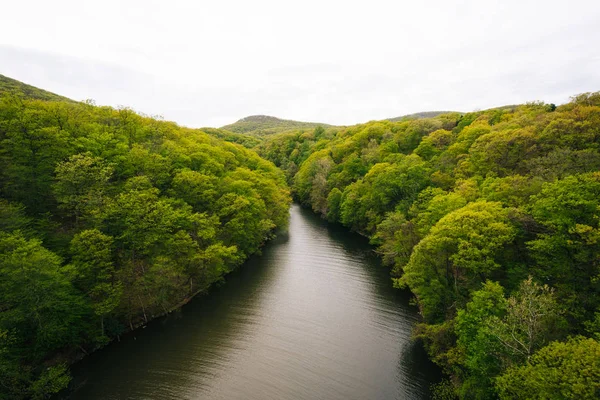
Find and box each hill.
[0,74,74,102]
[387,110,460,121]
[222,115,330,136]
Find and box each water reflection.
[69,204,440,399]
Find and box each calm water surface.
[70,205,441,399]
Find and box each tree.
[326,188,343,222]
[310,157,332,215]
[468,127,540,177]
[372,211,418,270]
[0,88,292,398]
[488,277,565,365]
[215,192,273,257]
[0,232,87,357]
[414,129,454,160]
[0,199,31,234]
[30,364,71,400]
[496,337,600,399]
[455,281,507,398]
[340,156,429,234]
[70,229,121,338]
[170,169,217,212]
[399,201,516,322]
[53,153,113,227]
[527,173,600,325]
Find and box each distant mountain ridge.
[387,110,460,121]
[0,74,74,102]
[222,115,330,136]
[1,74,464,131]
[223,112,467,136]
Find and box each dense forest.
[2,73,599,399]
[0,79,290,399]
[259,94,600,399]
[0,75,73,103]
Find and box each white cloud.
[1,0,599,127]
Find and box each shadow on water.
[296,205,443,396]
[297,205,421,310]
[68,204,441,400]
[69,233,288,399]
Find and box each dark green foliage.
[260,92,600,398]
[0,78,290,398]
[527,173,600,326]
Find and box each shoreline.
[58,229,285,383]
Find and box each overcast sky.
[1,0,599,127]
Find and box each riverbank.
[54,227,286,396]
[67,204,441,399]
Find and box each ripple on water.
[70,205,441,400]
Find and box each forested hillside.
[0,75,73,103]
[259,94,600,399]
[0,87,290,398]
[387,111,460,122]
[222,115,330,136]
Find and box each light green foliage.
[121,144,172,188]
[340,156,430,234]
[372,188,467,273]
[410,188,468,236]
[414,129,455,160]
[400,201,516,322]
[0,74,73,102]
[3,76,600,399]
[293,149,333,205]
[469,127,540,177]
[170,169,218,211]
[0,81,290,398]
[30,364,72,400]
[480,175,543,207]
[200,127,261,148]
[259,92,600,398]
[496,337,600,399]
[309,157,333,215]
[53,154,113,226]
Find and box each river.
[70,204,441,399]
